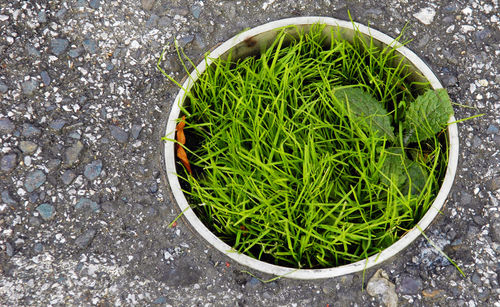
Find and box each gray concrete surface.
[0,0,499,306]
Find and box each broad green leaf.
[379,147,407,188]
[334,87,396,142]
[403,88,454,144]
[380,147,428,195]
[402,161,428,194]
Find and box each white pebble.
[413,7,436,25]
[461,25,475,33]
[2,229,13,237]
[478,79,488,87]
[129,40,140,49]
[483,4,493,14]
[462,7,472,15]
[17,188,26,197]
[262,0,276,10]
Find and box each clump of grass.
[160,24,453,269]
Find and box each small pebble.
[443,3,458,12]
[486,125,499,134]
[30,216,41,226]
[141,0,155,10]
[40,71,51,86]
[191,5,202,19]
[146,14,159,28]
[1,154,17,172]
[364,8,383,19]
[494,135,500,147]
[75,197,100,212]
[442,74,457,87]
[153,297,167,304]
[55,8,67,19]
[64,141,84,166]
[177,35,195,48]
[34,243,43,253]
[68,48,83,58]
[83,38,98,54]
[109,125,129,143]
[0,80,8,93]
[76,0,87,7]
[149,181,158,193]
[6,242,14,257]
[413,7,436,25]
[1,190,17,205]
[22,79,39,95]
[89,0,100,9]
[36,203,55,220]
[129,40,140,49]
[68,131,81,139]
[61,170,76,185]
[397,274,423,295]
[84,159,103,180]
[417,34,431,49]
[19,141,38,154]
[37,10,47,23]
[471,273,482,285]
[27,45,41,57]
[0,118,15,133]
[75,229,97,248]
[246,277,261,288]
[50,119,66,131]
[158,16,172,27]
[475,29,491,42]
[131,124,143,140]
[491,217,500,243]
[194,34,206,49]
[22,123,41,137]
[367,269,398,307]
[47,159,61,170]
[50,38,69,56]
[24,170,46,193]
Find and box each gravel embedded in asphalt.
[0,0,499,306]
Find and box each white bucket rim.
[163,16,459,280]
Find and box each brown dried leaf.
[175,116,191,174]
[176,116,186,145]
[176,145,192,175]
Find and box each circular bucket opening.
[163,16,459,279]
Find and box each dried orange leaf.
[176,145,192,175]
[176,115,186,145]
[175,116,191,174]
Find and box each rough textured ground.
[0,0,499,306]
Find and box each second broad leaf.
[333,87,396,143]
[403,88,454,144]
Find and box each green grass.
[160,24,451,269]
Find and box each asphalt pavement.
[0,0,499,306]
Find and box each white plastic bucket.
[163,16,459,279]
